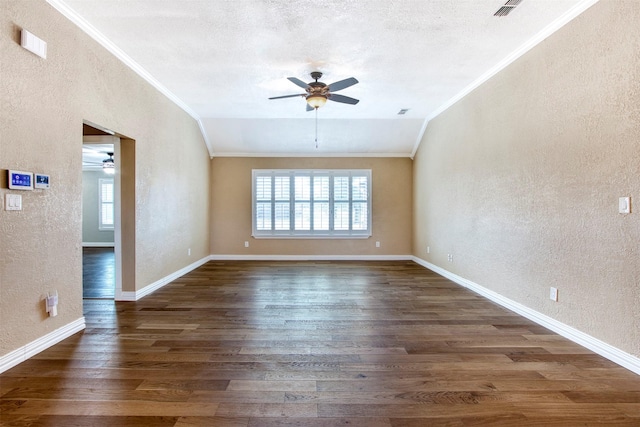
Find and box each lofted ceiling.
[51,0,596,158]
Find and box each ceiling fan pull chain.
[315,108,319,149]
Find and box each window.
[99,178,114,230]
[253,169,371,238]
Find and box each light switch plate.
[21,29,47,59]
[5,194,22,211]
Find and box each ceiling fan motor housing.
[307,82,329,96]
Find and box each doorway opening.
[82,122,136,300]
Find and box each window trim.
[98,178,115,231]
[252,169,372,239]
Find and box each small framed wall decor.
[8,170,33,190]
[35,173,50,189]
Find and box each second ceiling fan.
[269,71,359,111]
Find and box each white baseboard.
[412,256,640,376]
[82,242,115,247]
[116,256,211,301]
[209,254,413,261]
[0,317,85,374]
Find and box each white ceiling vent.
[494,0,523,17]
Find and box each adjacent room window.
[253,169,371,238]
[99,178,114,230]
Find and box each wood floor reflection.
[2,261,640,426]
[82,247,114,299]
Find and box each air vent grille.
[494,0,523,16]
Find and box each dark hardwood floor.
[83,247,115,299]
[2,261,640,426]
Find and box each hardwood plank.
[136,379,230,391]
[1,400,220,417]
[214,403,317,417]
[1,387,193,402]
[227,380,316,392]
[563,391,640,403]
[174,417,249,427]
[188,391,285,404]
[513,402,630,417]
[390,414,527,426]
[0,415,179,427]
[317,403,522,418]
[317,379,499,393]
[247,418,393,426]
[284,390,571,405]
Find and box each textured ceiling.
[53,0,595,157]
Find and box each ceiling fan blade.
[287,77,309,89]
[328,77,358,92]
[306,103,314,112]
[269,94,305,100]
[328,94,359,105]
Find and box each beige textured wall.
[211,157,412,256]
[413,0,640,356]
[0,1,210,356]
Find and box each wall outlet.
[447,253,453,262]
[375,241,380,248]
[426,246,430,254]
[45,292,58,317]
[619,196,631,214]
[188,248,191,256]
[244,241,249,248]
[550,287,558,302]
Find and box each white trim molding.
[116,256,211,301]
[209,254,413,262]
[411,118,429,160]
[0,317,85,374]
[214,152,411,158]
[412,256,640,376]
[82,242,115,247]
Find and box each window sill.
[252,234,371,240]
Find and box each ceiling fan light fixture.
[306,94,327,109]
[103,152,115,174]
[103,161,115,174]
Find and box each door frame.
[83,121,136,300]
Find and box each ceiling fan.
[269,71,359,111]
[102,152,115,173]
[83,150,115,173]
